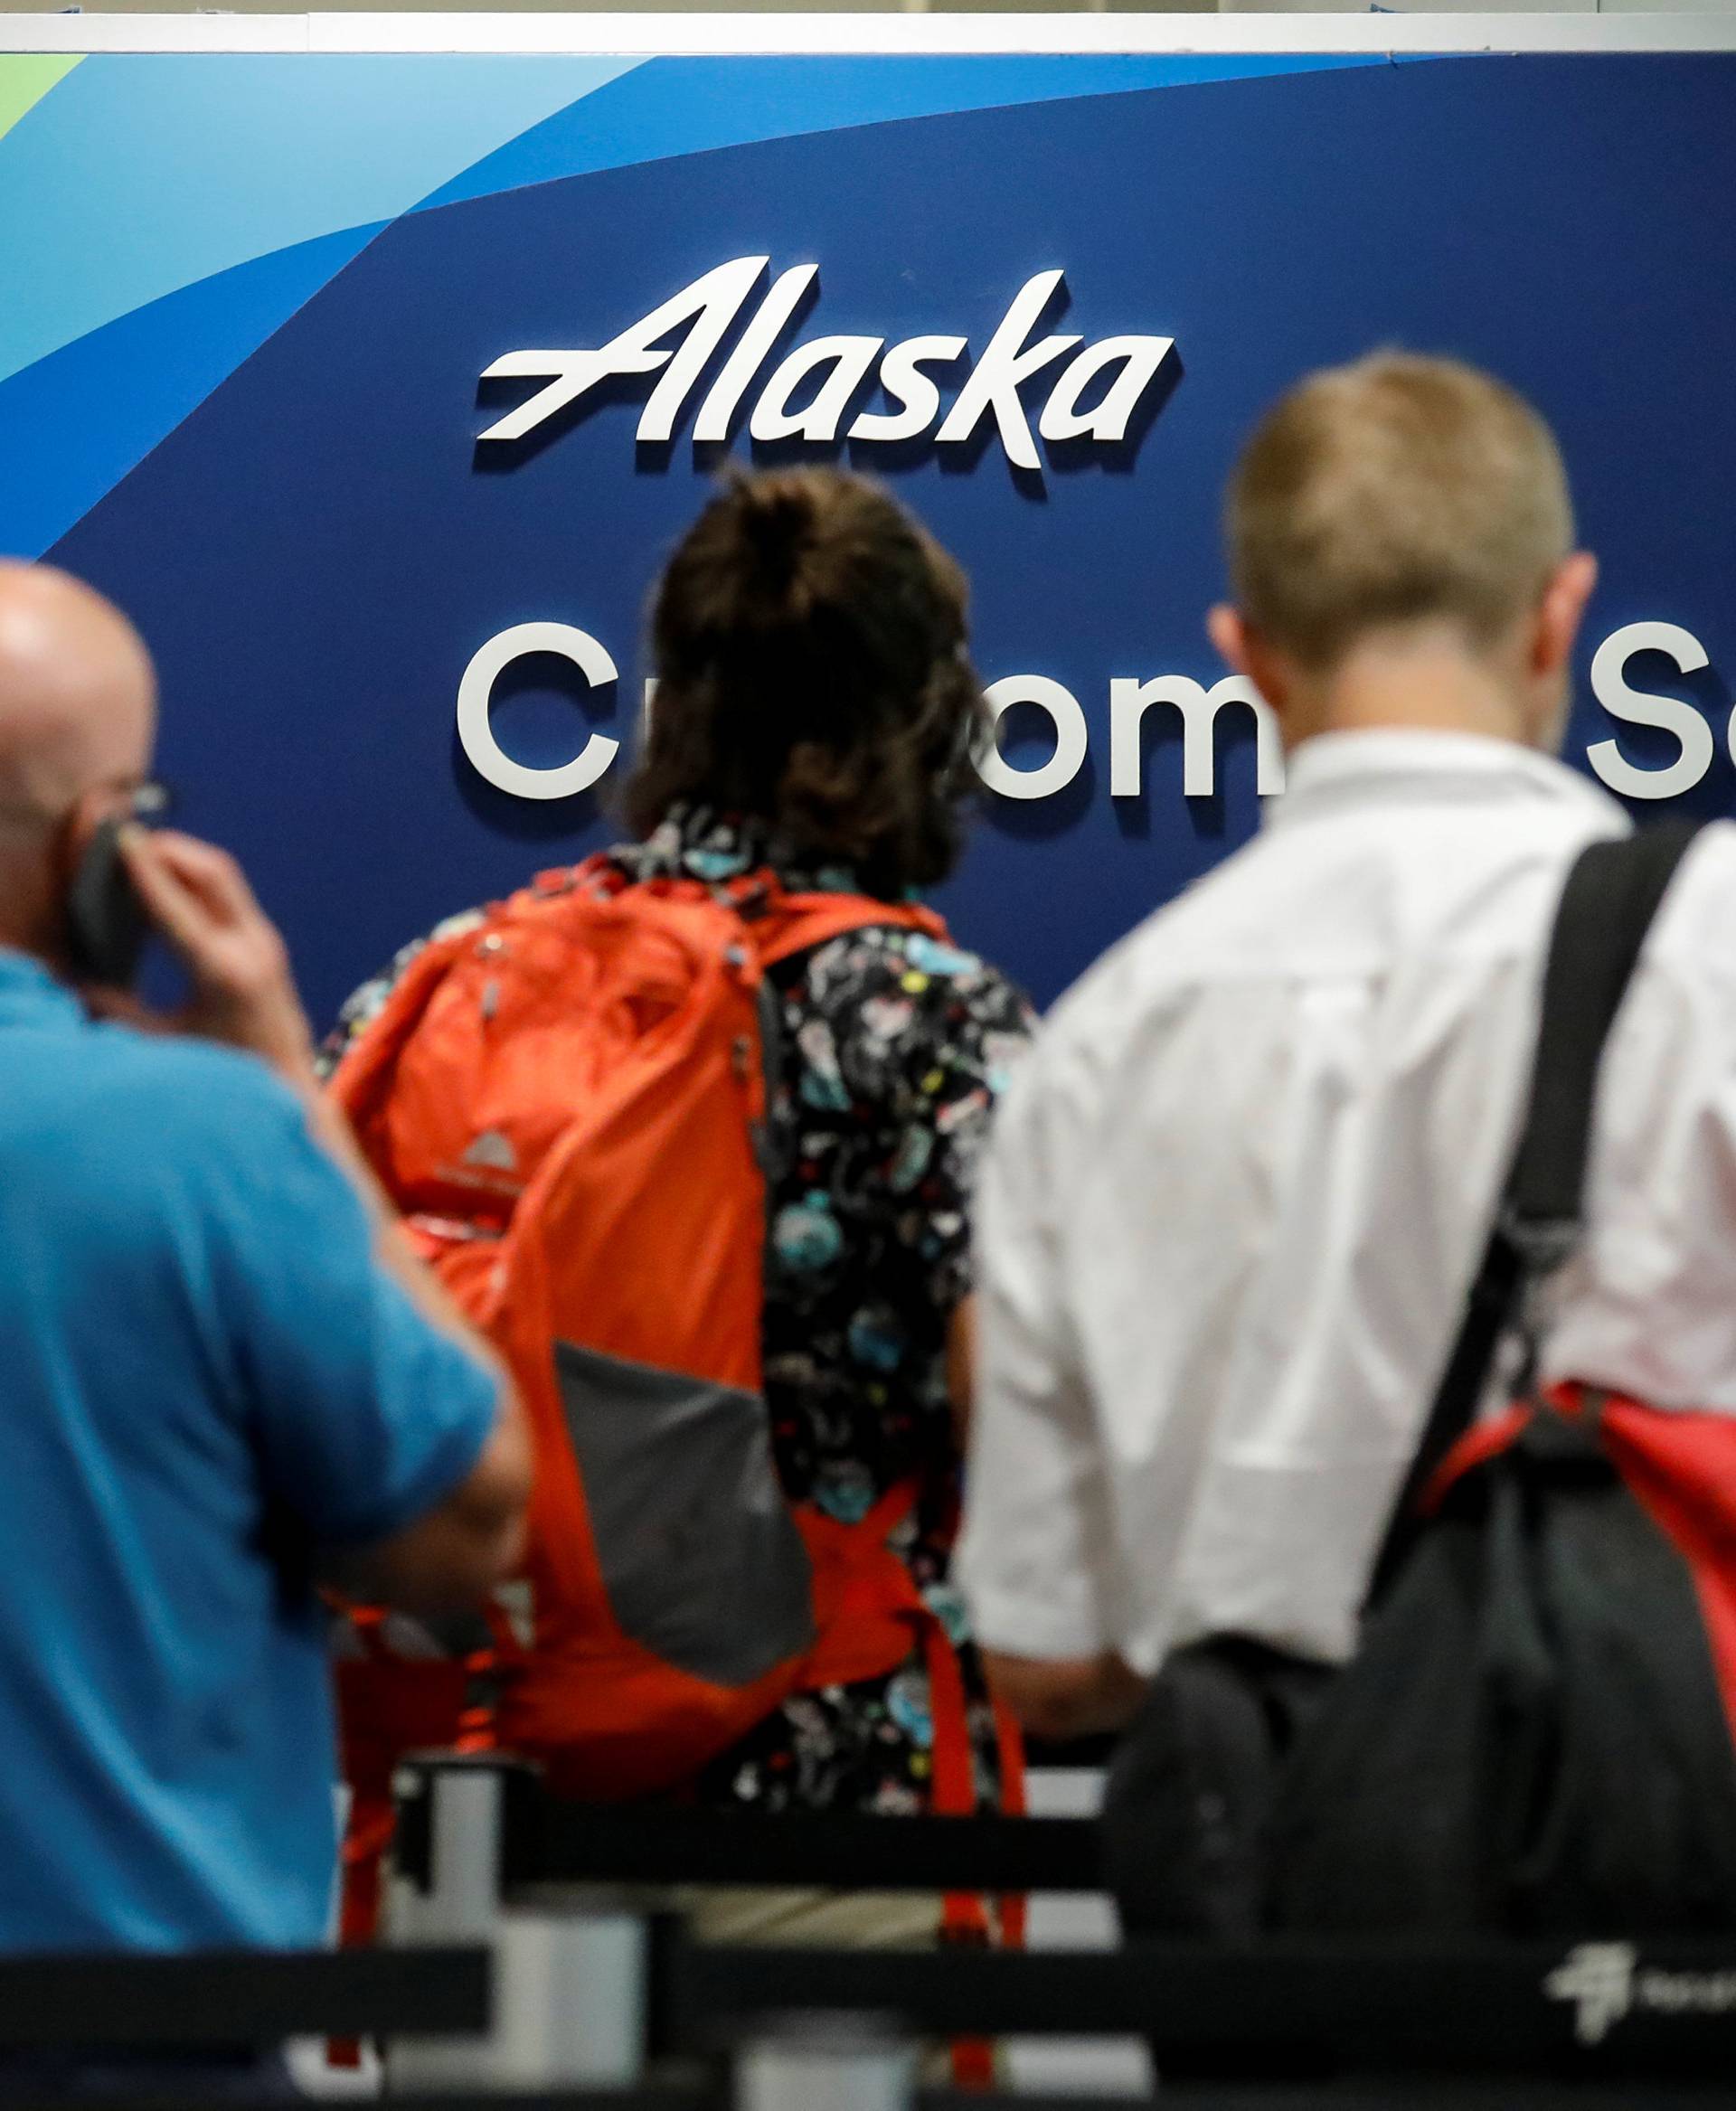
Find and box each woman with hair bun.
[326,468,1033,1936]
[627,468,1034,1853]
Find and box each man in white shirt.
[958,352,1736,1741]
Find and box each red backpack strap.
[992,1701,1029,1949]
[326,923,478,1140]
[753,887,948,970]
[1420,1402,1536,1513]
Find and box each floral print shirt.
[322,808,1035,1815]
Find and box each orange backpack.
[327,858,969,1893]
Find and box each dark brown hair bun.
[735,477,816,604]
[624,466,985,897]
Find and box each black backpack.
[1107,821,1736,1940]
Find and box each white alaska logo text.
[1544,1942,1736,2048]
[477,257,1176,469]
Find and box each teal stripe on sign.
[0,53,642,387]
[420,52,1386,212]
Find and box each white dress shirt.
[958,730,1736,1675]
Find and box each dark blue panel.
[0,225,382,560]
[50,55,1736,1033]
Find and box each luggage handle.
[1365,818,1704,1604]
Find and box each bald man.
[0,569,527,2007]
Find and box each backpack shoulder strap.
[1367,818,1703,1600]
[326,917,487,1129]
[1509,824,1703,1230]
[752,889,947,970]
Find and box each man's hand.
[118,826,316,1089]
[982,1648,1146,1745]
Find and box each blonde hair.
[1226,353,1575,671]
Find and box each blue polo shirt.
[0,951,499,1953]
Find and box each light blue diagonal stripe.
[420,52,1386,212]
[0,53,643,387]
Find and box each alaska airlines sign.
[467,269,1726,817]
[477,258,1176,467]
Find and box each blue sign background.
[26,52,1736,1023]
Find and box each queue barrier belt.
[498,1797,1105,1896]
[386,1767,1736,2093]
[666,1935,1736,2079]
[0,1946,488,2050]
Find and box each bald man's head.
[0,564,157,961]
[0,563,156,826]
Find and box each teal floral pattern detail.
[812,1461,876,1525]
[885,1669,936,1748]
[904,933,982,980]
[847,1305,907,1375]
[888,1126,935,1194]
[686,845,752,881]
[922,1582,974,1648]
[774,1196,845,1273]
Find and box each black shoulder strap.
[1366,819,1703,1602]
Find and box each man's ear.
[1207,602,1250,676]
[1210,604,1290,716]
[1533,551,1599,680]
[52,787,115,890]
